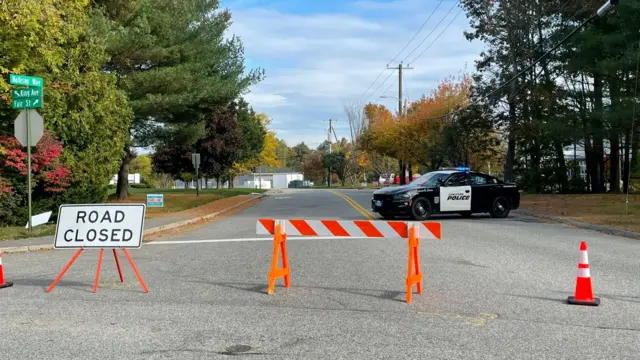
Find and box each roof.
[248,166,302,175]
[252,166,300,174]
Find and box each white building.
[235,167,303,189]
[109,173,141,185]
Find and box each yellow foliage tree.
[232,113,279,173]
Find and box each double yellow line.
[327,190,377,220]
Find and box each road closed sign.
[54,204,146,249]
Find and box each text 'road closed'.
[54,204,146,249]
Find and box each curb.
[0,194,266,254]
[142,194,265,237]
[514,209,640,240]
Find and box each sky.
[221,0,485,150]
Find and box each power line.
[412,0,616,122]
[363,69,397,105]
[407,7,464,65]
[379,77,399,101]
[357,0,449,102]
[389,0,445,65]
[402,0,459,63]
[358,68,387,101]
[479,0,590,81]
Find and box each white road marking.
[148,236,373,245]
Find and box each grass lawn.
[0,188,266,241]
[520,193,640,233]
[0,224,56,241]
[107,187,266,218]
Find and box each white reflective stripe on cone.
[579,250,589,265]
[577,267,591,278]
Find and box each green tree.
[97,0,264,199]
[1,0,132,204]
[130,154,152,181]
[324,151,347,186]
[198,102,243,187]
[461,0,640,193]
[288,142,311,171]
[230,99,266,180]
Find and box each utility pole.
[387,62,412,184]
[324,119,336,187]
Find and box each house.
[109,173,142,185]
[235,167,303,189]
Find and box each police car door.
[439,172,471,212]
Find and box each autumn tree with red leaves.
[0,130,72,194]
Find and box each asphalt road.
[1,189,640,359]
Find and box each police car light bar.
[439,167,471,171]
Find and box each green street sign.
[11,88,42,99]
[12,97,43,109]
[9,74,44,88]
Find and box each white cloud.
[227,1,484,148]
[243,92,289,108]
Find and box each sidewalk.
[0,193,266,254]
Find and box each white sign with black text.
[54,204,146,249]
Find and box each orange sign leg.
[405,225,423,303]
[122,248,149,293]
[47,248,83,293]
[47,248,148,293]
[113,249,124,283]
[267,222,291,294]
[93,249,105,293]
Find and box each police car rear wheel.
[410,197,432,220]
[490,196,510,218]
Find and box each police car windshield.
[410,171,450,186]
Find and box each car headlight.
[394,191,417,200]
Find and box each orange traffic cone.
[0,253,14,289]
[567,241,599,306]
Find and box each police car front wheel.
[410,197,432,220]
[490,196,511,218]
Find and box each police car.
[371,167,520,220]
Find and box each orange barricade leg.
[405,224,423,303]
[267,220,291,294]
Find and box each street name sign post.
[9,73,45,232]
[47,204,149,293]
[9,74,44,88]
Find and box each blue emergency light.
[457,167,470,171]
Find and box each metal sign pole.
[196,166,200,198]
[26,108,32,232]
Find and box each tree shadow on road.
[10,277,143,294]
[189,279,407,302]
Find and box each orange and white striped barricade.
[256,219,442,303]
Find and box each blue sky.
[221,0,484,149]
